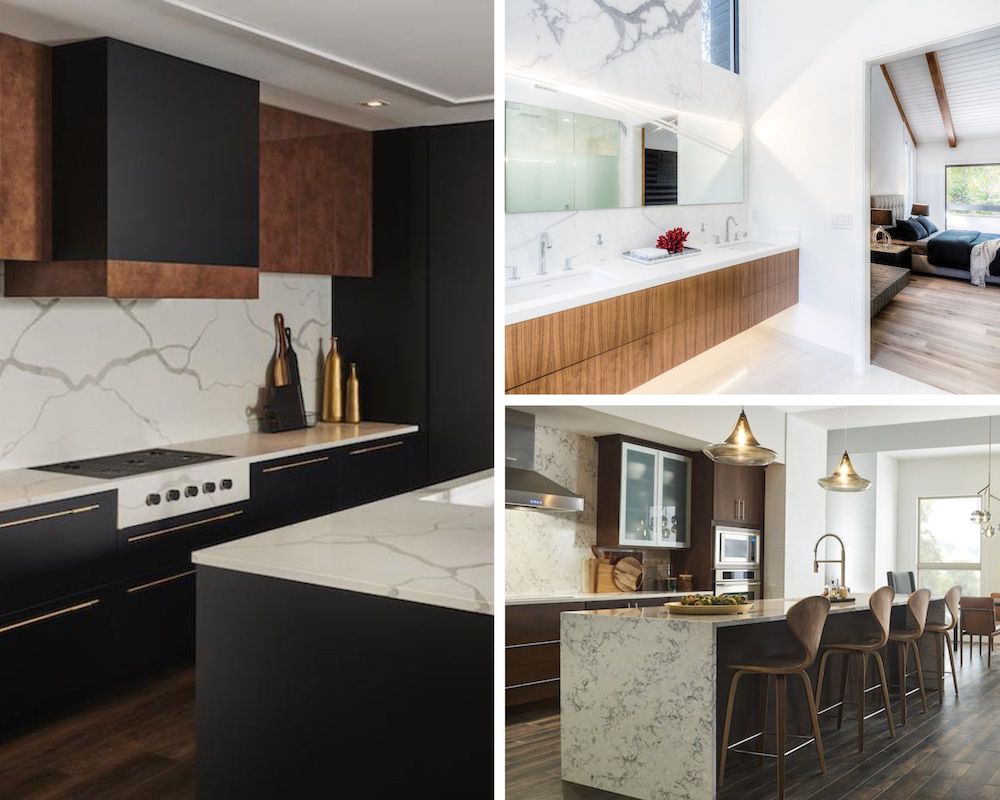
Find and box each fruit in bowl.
[680,594,747,606]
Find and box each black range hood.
[5,37,260,298]
[505,409,584,513]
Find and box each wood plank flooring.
[507,649,1000,800]
[871,272,1000,393]
[0,668,195,799]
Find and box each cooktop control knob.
[185,485,199,498]
[220,478,233,490]
[145,493,161,506]
[166,489,180,501]
[202,481,216,494]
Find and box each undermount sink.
[505,269,617,304]
[420,477,494,508]
[718,240,771,252]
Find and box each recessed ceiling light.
[358,99,390,108]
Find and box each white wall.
[870,65,909,197]
[825,451,877,591]
[0,267,330,468]
[896,454,1000,594]
[783,416,828,598]
[505,0,749,273]
[746,1,1000,363]
[874,453,899,586]
[915,135,1000,230]
[763,462,786,599]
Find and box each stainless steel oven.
[714,568,761,601]
[715,526,761,569]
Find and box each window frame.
[701,0,740,76]
[944,162,1000,231]
[915,494,982,590]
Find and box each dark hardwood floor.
[0,667,195,799]
[507,648,1000,800]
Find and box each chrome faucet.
[538,232,552,275]
[812,533,846,588]
[725,216,738,243]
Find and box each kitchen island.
[561,595,944,800]
[193,470,492,799]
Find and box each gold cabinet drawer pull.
[126,510,244,544]
[127,569,196,594]
[349,440,404,456]
[0,503,101,531]
[0,599,100,635]
[261,455,330,474]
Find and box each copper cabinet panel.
[259,139,299,273]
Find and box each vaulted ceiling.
[881,29,1000,147]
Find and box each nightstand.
[871,243,912,268]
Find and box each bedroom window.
[702,0,739,74]
[917,496,981,596]
[946,163,1000,235]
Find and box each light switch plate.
[832,213,853,229]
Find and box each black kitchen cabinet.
[249,449,339,531]
[335,436,413,509]
[334,121,492,488]
[0,492,116,615]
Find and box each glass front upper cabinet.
[618,443,691,548]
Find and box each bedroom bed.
[871,193,1000,286]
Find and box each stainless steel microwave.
[715,526,761,568]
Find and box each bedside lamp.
[911,203,930,216]
[870,208,893,246]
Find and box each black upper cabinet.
[334,121,493,487]
[51,38,259,266]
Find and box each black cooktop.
[32,448,230,479]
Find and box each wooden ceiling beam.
[926,51,957,148]
[880,64,918,147]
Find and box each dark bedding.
[925,229,1000,274]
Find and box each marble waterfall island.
[560,596,944,800]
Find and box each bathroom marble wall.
[505,424,597,596]
[505,0,749,272]
[0,265,331,469]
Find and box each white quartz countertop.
[569,593,941,628]
[0,421,418,514]
[506,590,712,605]
[505,238,799,325]
[192,470,493,616]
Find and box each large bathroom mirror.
[505,76,744,213]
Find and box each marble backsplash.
[506,424,598,597]
[0,265,331,470]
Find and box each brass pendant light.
[703,408,776,466]
[817,409,871,492]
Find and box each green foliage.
[947,164,1000,214]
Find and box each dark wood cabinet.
[334,122,492,487]
[713,462,765,526]
[506,602,584,707]
[258,105,372,276]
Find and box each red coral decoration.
[656,227,689,254]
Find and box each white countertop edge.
[504,240,799,325]
[0,422,418,515]
[506,590,713,605]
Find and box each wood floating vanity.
[505,249,799,394]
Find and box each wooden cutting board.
[595,559,617,593]
[612,557,643,592]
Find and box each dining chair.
[886,571,916,593]
[959,596,1000,667]
[923,585,960,701]
[991,592,1000,623]
[887,588,930,724]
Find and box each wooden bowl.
[664,601,754,615]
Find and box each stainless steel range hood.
[505,409,584,512]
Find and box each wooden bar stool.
[719,596,830,800]
[923,585,960,701]
[888,588,930,724]
[959,596,1000,667]
[815,585,896,752]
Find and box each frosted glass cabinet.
[618,443,691,548]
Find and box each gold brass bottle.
[321,337,343,422]
[345,362,361,424]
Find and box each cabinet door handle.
[126,510,244,544]
[126,569,196,594]
[261,455,330,474]
[348,440,404,456]
[0,503,101,531]
[0,599,100,636]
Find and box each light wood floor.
[0,668,195,799]
[871,273,1000,394]
[506,649,1000,800]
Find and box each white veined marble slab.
[192,470,494,616]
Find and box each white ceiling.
[0,0,493,130]
[884,28,1000,144]
[787,406,1000,431]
